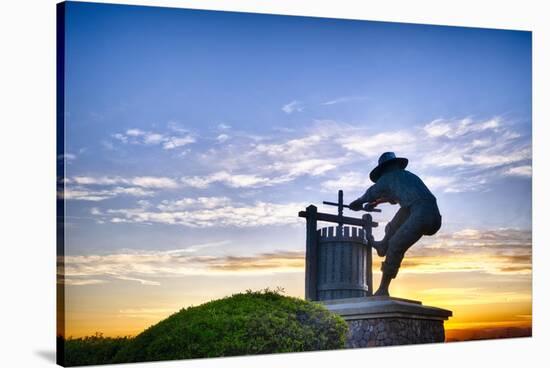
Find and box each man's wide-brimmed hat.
[369,152,408,183]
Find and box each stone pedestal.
[323,296,452,347]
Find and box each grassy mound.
[111,289,348,363]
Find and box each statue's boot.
[373,287,389,297]
[374,262,401,296]
[373,271,392,296]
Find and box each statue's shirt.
[361,170,436,208]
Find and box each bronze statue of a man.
[349,152,442,297]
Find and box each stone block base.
[323,296,452,348]
[346,317,445,347]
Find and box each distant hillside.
[446,326,532,342]
[60,289,348,366]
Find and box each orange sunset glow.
[60,226,532,340]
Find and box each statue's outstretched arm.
[349,180,387,210]
[361,180,387,203]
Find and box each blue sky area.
[61,2,531,303]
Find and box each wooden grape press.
[299,191,452,347]
[298,190,380,301]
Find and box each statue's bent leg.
[373,207,410,257]
[375,202,441,296]
[386,206,410,239]
[382,220,423,279]
[374,213,424,296]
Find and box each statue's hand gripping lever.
[362,203,382,213]
[323,201,381,212]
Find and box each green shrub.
[60,333,130,366]
[112,289,348,363]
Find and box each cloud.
[329,117,529,182]
[181,171,274,189]
[61,186,155,201]
[322,95,369,105]
[92,197,302,228]
[129,177,179,189]
[420,174,494,193]
[389,227,532,275]
[62,176,179,201]
[60,278,108,286]
[423,117,501,139]
[183,131,347,188]
[504,165,532,177]
[59,226,530,287]
[321,172,370,192]
[204,250,304,271]
[163,136,195,149]
[281,100,304,114]
[156,197,233,211]
[60,248,305,286]
[337,130,416,157]
[190,122,374,190]
[270,158,340,179]
[191,116,530,194]
[417,118,530,172]
[113,128,195,150]
[94,115,530,200]
[254,134,324,156]
[245,130,349,181]
[115,276,160,286]
[216,134,229,143]
[421,146,531,169]
[217,123,231,130]
[70,176,178,188]
[440,227,532,245]
[422,176,456,191]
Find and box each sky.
[59,2,532,338]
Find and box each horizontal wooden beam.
[298,211,378,228]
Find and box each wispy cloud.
[281,100,304,114]
[176,116,530,195]
[417,117,530,170]
[59,227,530,287]
[70,176,179,189]
[376,227,532,276]
[183,131,348,188]
[337,130,416,158]
[199,250,304,272]
[322,95,369,105]
[321,172,370,192]
[423,117,501,139]
[216,134,230,143]
[113,128,195,150]
[115,276,160,286]
[180,171,275,189]
[80,115,529,206]
[62,186,155,201]
[60,248,305,286]
[61,176,179,201]
[59,277,108,286]
[504,165,532,177]
[93,197,302,228]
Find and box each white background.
[0,0,548,367]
